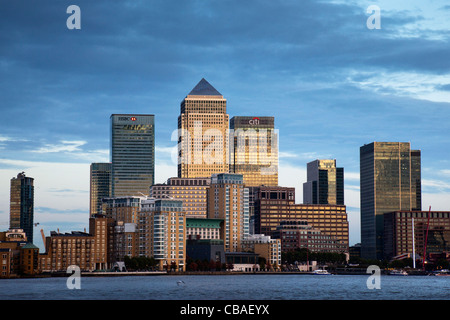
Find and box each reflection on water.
[0,274,449,300]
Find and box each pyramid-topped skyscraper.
[188,78,222,96]
[178,79,229,178]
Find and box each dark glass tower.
[111,114,155,197]
[10,172,34,243]
[360,142,421,260]
[90,162,112,216]
[303,159,344,205]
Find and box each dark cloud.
[0,0,449,169]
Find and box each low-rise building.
[0,229,29,278]
[384,210,450,260]
[186,218,222,240]
[241,234,281,269]
[272,220,347,253]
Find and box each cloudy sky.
[1,0,450,251]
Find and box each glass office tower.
[10,172,34,243]
[111,114,155,197]
[360,142,421,260]
[90,163,112,216]
[178,78,229,178]
[303,159,344,205]
[230,116,278,187]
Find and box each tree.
[435,258,449,270]
[188,261,198,271]
[209,260,217,271]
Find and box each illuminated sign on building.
[118,116,137,121]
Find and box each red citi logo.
[249,117,260,125]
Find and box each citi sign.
[118,116,137,121]
[249,117,260,125]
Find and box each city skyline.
[1,1,450,253]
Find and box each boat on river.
[313,269,332,275]
[389,269,408,276]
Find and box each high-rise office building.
[360,142,422,260]
[178,78,229,178]
[110,114,155,197]
[207,173,249,252]
[230,116,278,187]
[303,159,344,205]
[10,172,34,243]
[90,163,112,216]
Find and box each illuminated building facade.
[10,172,34,243]
[207,173,249,252]
[150,177,210,218]
[140,199,186,271]
[177,78,229,178]
[254,186,349,253]
[303,159,344,205]
[229,116,278,187]
[90,163,112,216]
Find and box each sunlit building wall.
[303,159,344,206]
[90,163,111,216]
[229,116,278,187]
[10,172,34,243]
[178,78,229,178]
[207,173,249,252]
[150,177,210,218]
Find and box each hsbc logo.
[249,117,260,125]
[118,116,137,121]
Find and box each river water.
[1,274,449,300]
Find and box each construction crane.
[41,229,46,251]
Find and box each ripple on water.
[0,274,449,300]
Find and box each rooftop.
[188,78,222,96]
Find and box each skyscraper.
[360,142,422,260]
[90,163,111,216]
[10,172,34,243]
[178,78,229,178]
[110,114,155,197]
[230,116,278,187]
[303,159,344,205]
